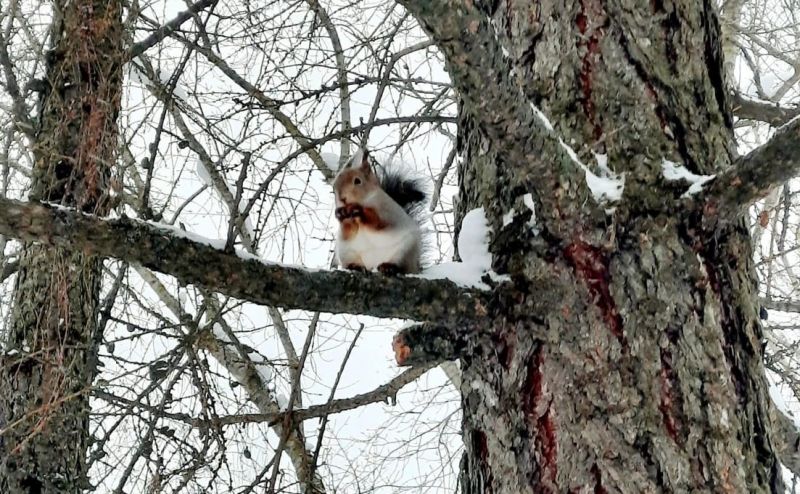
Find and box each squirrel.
[333,148,426,275]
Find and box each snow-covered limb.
[697,114,800,223]
[0,197,492,326]
[731,91,800,127]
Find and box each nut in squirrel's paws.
[335,204,364,221]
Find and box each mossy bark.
[0,1,123,492]
[427,1,781,492]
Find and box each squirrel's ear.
[358,148,374,173]
[345,149,363,168]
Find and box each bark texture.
[0,1,123,492]
[398,0,782,492]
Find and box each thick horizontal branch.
[0,198,489,326]
[760,297,800,314]
[700,115,800,223]
[732,92,800,127]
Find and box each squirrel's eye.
[354,177,362,185]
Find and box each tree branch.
[761,296,800,314]
[0,29,34,136]
[392,323,475,366]
[770,400,800,478]
[95,362,436,428]
[0,198,490,325]
[699,115,800,223]
[732,92,800,127]
[127,0,218,60]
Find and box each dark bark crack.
[564,241,625,345]
[576,0,607,142]
[523,346,558,491]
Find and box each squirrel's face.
[333,149,380,206]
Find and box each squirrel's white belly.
[339,226,417,269]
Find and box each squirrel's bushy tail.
[379,169,428,221]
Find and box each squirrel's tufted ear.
[358,148,374,174]
[345,149,362,168]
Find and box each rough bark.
[0,1,123,492]
[398,0,782,492]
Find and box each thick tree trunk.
[0,1,123,492]
[444,1,781,492]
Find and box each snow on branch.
[0,198,490,326]
[732,92,800,127]
[698,115,800,223]
[661,159,715,197]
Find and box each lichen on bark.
[397,0,784,491]
[0,1,124,492]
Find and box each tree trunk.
[445,1,781,492]
[0,1,123,492]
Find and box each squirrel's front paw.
[346,204,364,219]
[335,206,349,221]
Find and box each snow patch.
[151,221,227,250]
[523,193,536,218]
[561,145,624,204]
[661,159,715,197]
[529,102,554,131]
[276,393,289,411]
[321,152,341,172]
[457,208,492,269]
[195,160,213,186]
[525,105,623,206]
[420,208,502,289]
[502,208,516,227]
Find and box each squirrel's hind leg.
[377,263,402,276]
